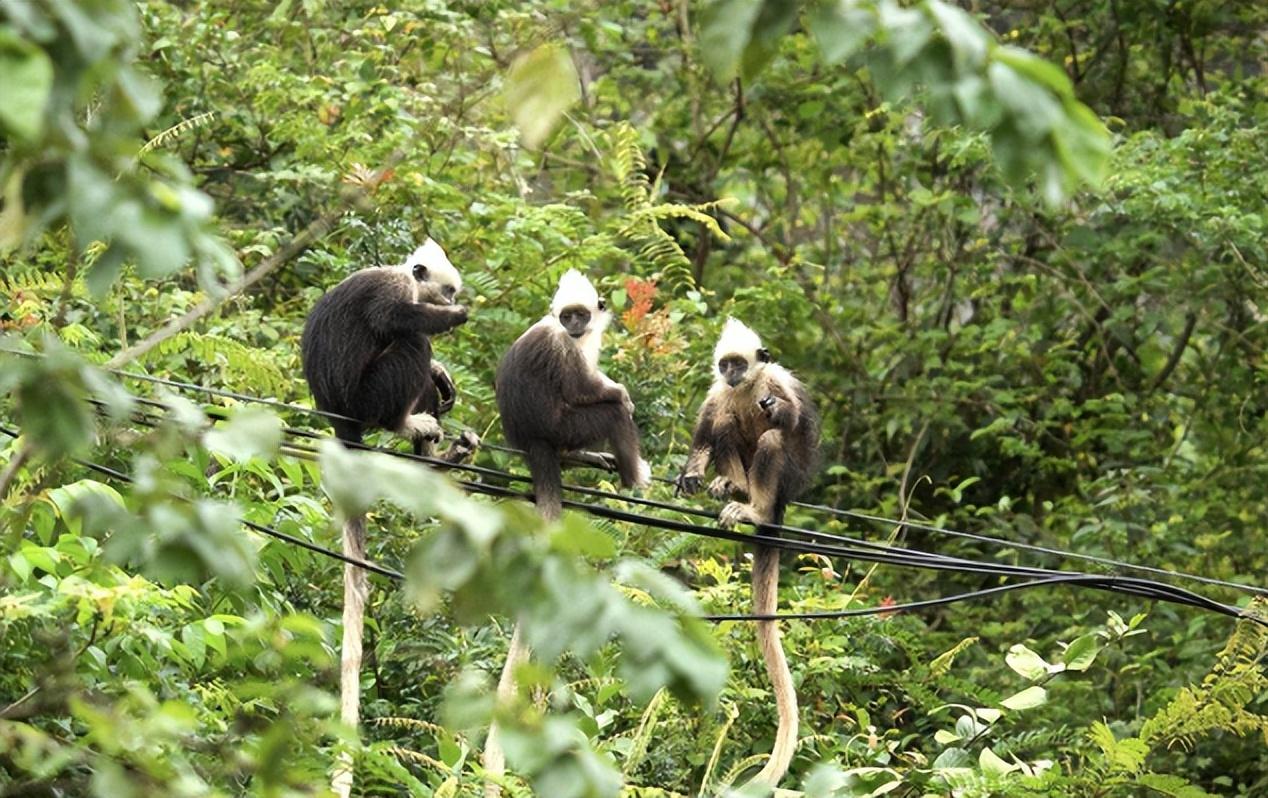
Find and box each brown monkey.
[677,317,820,788]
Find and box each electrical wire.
[3,347,1264,617]
[73,398,1262,620]
[50,406,1267,626]
[6,346,1262,596]
[38,347,1257,598]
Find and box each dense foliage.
[2,1,1266,796]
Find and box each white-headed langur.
[676,317,820,788]
[483,269,650,796]
[495,268,651,518]
[299,239,474,798]
[301,237,477,461]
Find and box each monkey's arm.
[562,367,629,408]
[377,301,469,336]
[676,402,716,495]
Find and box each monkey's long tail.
[483,442,557,798]
[482,624,529,798]
[748,545,799,788]
[522,440,563,521]
[332,513,369,798]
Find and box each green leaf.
[698,0,764,80]
[550,513,616,558]
[1062,633,1101,672]
[878,1,932,66]
[926,1,988,69]
[934,728,961,745]
[1004,643,1049,681]
[1000,685,1047,710]
[993,44,1073,97]
[204,407,283,462]
[84,243,127,297]
[987,57,1065,141]
[503,43,580,149]
[737,0,800,82]
[0,26,53,142]
[978,746,1018,777]
[808,0,875,65]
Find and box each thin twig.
[104,154,404,371]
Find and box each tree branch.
[1149,312,1198,392]
[104,156,403,371]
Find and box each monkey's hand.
[430,361,457,415]
[708,476,746,500]
[719,501,762,529]
[564,450,618,472]
[402,412,443,444]
[675,472,704,496]
[615,384,635,417]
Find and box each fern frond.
[621,688,667,777]
[1,268,70,294]
[140,111,216,157]
[151,331,288,397]
[371,716,450,737]
[1140,598,1268,749]
[384,745,448,771]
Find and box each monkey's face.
[412,263,460,305]
[558,299,607,338]
[403,238,463,305]
[717,347,771,387]
[718,354,751,387]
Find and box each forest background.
[1,1,1267,796]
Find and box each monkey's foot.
[708,476,746,500]
[566,450,619,472]
[401,412,443,443]
[719,501,763,529]
[443,431,481,464]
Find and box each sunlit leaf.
[504,43,580,149]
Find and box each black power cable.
[34,347,1255,598]
[4,347,1264,618]
[58,408,1266,626]
[7,345,1262,597]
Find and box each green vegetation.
[2,1,1266,796]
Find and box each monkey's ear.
[413,264,428,280]
[597,298,607,311]
[756,347,772,363]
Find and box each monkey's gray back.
[493,323,577,447]
[301,270,435,436]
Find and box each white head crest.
[714,317,764,364]
[402,238,462,291]
[551,269,600,316]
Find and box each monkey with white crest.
[677,317,820,788]
[301,239,475,798]
[301,238,475,458]
[483,269,650,797]
[495,268,651,520]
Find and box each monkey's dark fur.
[495,320,646,520]
[301,267,467,454]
